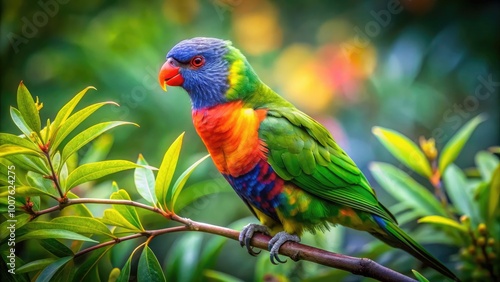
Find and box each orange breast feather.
[192,101,268,177]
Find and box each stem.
[476,229,498,281]
[480,243,498,281]
[42,150,64,199]
[430,161,448,207]
[32,198,170,219]
[71,198,169,217]
[74,226,187,258]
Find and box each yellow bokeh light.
[232,0,282,55]
[273,44,333,113]
[162,0,199,24]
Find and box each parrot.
[158,37,459,281]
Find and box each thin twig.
[32,197,170,219]
[74,226,187,258]
[42,150,64,198]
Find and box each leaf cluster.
[371,116,499,281]
[0,83,209,281]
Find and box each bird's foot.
[239,223,270,256]
[268,231,300,264]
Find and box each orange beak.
[158,58,184,91]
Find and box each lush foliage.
[370,117,499,281]
[0,83,212,281]
[1,1,499,281]
[1,82,499,282]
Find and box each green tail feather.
[372,216,460,281]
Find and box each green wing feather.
[259,107,397,224]
[258,107,459,281]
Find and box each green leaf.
[74,246,113,281]
[17,229,98,243]
[0,185,55,198]
[26,171,57,197]
[155,132,184,211]
[65,160,140,192]
[116,256,132,282]
[48,258,75,282]
[138,245,166,282]
[412,269,430,282]
[100,189,143,231]
[61,121,137,163]
[10,107,34,138]
[109,268,121,282]
[488,165,500,221]
[35,256,72,282]
[0,214,30,241]
[4,154,49,175]
[40,238,74,257]
[116,244,143,282]
[174,179,231,214]
[65,191,94,217]
[50,216,114,237]
[372,126,432,178]
[109,189,144,231]
[135,154,158,206]
[0,144,41,158]
[475,151,499,181]
[80,134,114,165]
[17,82,41,137]
[165,232,203,282]
[16,258,57,274]
[51,101,118,152]
[393,209,424,226]
[0,197,21,214]
[443,164,480,225]
[418,215,467,233]
[412,224,462,246]
[439,114,485,174]
[170,154,210,211]
[0,133,39,151]
[59,162,69,191]
[370,162,447,217]
[101,209,142,231]
[50,86,95,145]
[42,119,51,147]
[52,151,61,174]
[203,270,244,282]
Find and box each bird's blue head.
[158,37,259,110]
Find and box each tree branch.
[31,197,170,219]
[31,198,416,281]
[171,215,416,282]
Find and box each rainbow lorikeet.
[158,37,459,281]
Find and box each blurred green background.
[1,0,499,281]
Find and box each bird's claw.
[268,231,300,264]
[239,223,269,256]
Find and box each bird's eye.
[190,56,205,68]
